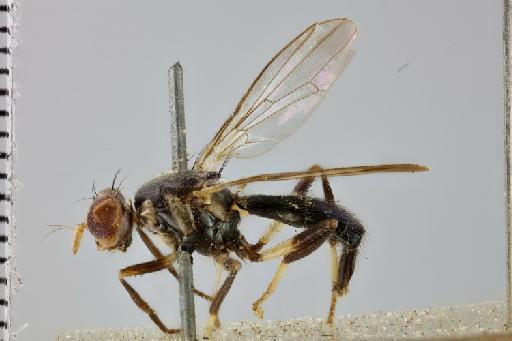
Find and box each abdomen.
[235,194,365,248]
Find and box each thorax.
[133,171,242,255]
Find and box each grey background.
[12,1,504,340]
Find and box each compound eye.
[87,189,131,251]
[88,198,122,239]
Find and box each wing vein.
[193,19,357,172]
[232,21,341,133]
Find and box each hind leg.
[251,164,325,252]
[319,173,343,324]
[252,219,337,319]
[326,240,358,324]
[250,165,359,321]
[318,173,360,325]
[251,165,344,319]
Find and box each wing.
[193,164,429,196]
[193,19,357,172]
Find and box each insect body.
[72,18,428,335]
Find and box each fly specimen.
[72,18,428,335]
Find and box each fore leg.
[205,255,241,337]
[252,219,337,319]
[136,227,213,301]
[118,254,179,334]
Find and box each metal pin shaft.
[505,0,512,329]
[168,62,197,340]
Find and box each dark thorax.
[133,171,243,256]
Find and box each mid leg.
[251,220,283,252]
[205,255,241,337]
[118,254,179,334]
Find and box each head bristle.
[111,169,122,190]
[92,180,98,198]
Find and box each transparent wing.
[193,18,357,172]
